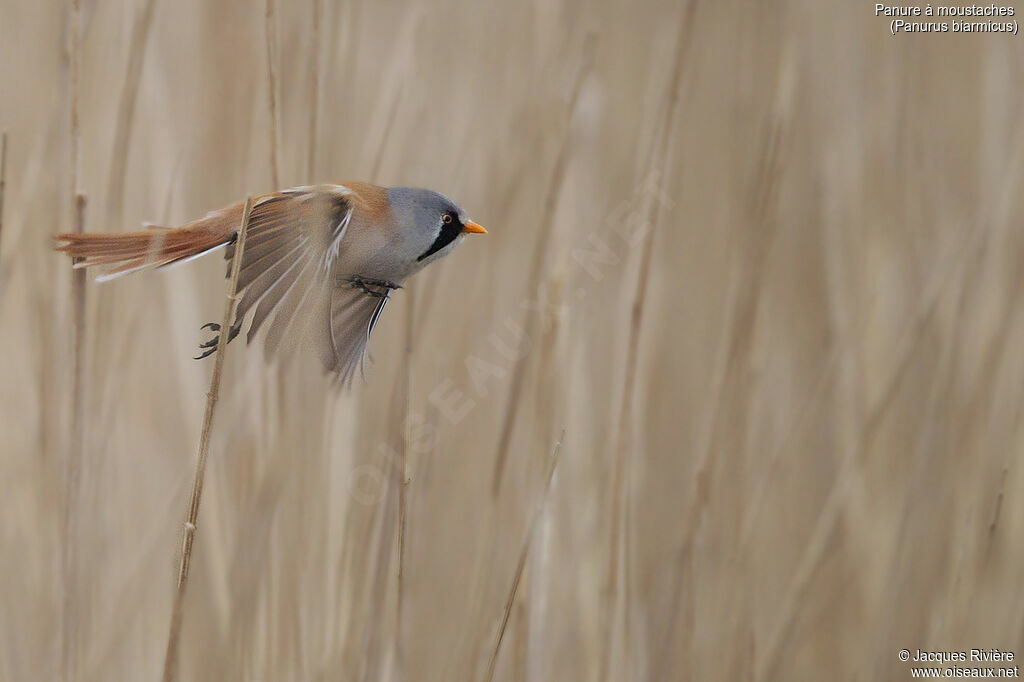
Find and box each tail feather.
[54,206,241,280]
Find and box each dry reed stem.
[483,431,564,682]
[753,244,980,682]
[603,222,657,678]
[82,478,190,679]
[863,286,963,682]
[63,193,87,682]
[265,0,281,189]
[600,4,694,680]
[63,0,83,675]
[489,50,591,497]
[661,62,789,682]
[104,0,157,227]
[737,350,839,552]
[755,143,1012,681]
[69,0,79,198]
[395,286,415,660]
[92,0,157,413]
[161,196,254,682]
[0,132,7,261]
[368,93,402,185]
[307,0,323,181]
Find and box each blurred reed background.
[2,0,1024,680]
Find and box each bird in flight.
[55,182,487,383]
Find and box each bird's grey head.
[386,187,486,268]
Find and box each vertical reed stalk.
[484,431,564,682]
[69,0,79,199]
[307,0,323,181]
[0,132,7,260]
[600,4,695,680]
[63,0,84,676]
[396,286,414,658]
[490,49,592,497]
[104,0,158,229]
[63,194,87,681]
[602,210,656,680]
[161,197,254,682]
[265,0,281,189]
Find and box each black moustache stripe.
[417,219,462,261]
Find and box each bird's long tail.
[54,205,241,281]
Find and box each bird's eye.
[442,213,453,224]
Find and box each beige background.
[2,1,1024,680]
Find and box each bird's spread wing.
[316,278,396,386]
[223,185,356,364]
[219,184,396,380]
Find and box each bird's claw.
[194,322,242,360]
[338,275,401,299]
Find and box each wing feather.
[262,254,321,357]
[322,280,395,384]
[225,185,354,358]
[246,251,313,343]
[214,182,397,380]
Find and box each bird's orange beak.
[462,220,487,235]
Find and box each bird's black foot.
[338,275,402,299]
[194,321,242,360]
